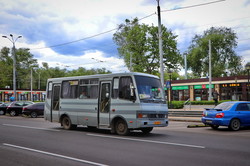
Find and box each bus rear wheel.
[62,116,76,130]
[115,119,129,136]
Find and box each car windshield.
[214,102,234,110]
[134,75,165,103]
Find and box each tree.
[185,27,242,77]
[0,47,39,89]
[113,18,181,75]
[65,67,111,77]
[0,47,13,88]
[16,48,38,89]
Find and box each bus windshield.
[134,75,165,103]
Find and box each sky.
[0,0,250,74]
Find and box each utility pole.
[2,34,22,101]
[156,0,164,88]
[184,54,187,79]
[209,39,212,101]
[31,68,33,101]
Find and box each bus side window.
[79,79,99,99]
[62,80,78,99]
[112,77,119,99]
[119,77,133,100]
[47,82,52,99]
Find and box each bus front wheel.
[62,116,76,130]
[115,119,129,136]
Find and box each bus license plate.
[154,121,161,125]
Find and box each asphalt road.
[0,116,249,166]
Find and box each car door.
[235,103,250,125]
[38,104,44,115]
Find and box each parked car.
[6,101,34,116]
[202,101,250,131]
[0,102,11,115]
[22,102,45,118]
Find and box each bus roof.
[47,72,159,82]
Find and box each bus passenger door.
[98,81,111,127]
[51,84,60,122]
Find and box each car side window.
[236,103,250,111]
[247,104,250,111]
[15,102,22,106]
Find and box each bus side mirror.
[106,92,110,99]
[130,84,134,97]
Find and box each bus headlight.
[137,113,147,118]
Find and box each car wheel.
[229,119,240,131]
[115,119,129,136]
[30,112,38,118]
[10,110,17,116]
[0,110,4,115]
[61,116,76,130]
[210,125,219,130]
[141,127,153,134]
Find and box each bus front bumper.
[136,119,168,128]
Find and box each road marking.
[87,133,205,149]
[2,124,60,132]
[3,143,108,166]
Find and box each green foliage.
[0,47,111,90]
[113,18,182,75]
[171,101,185,109]
[185,27,243,77]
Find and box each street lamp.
[246,63,250,101]
[2,34,22,101]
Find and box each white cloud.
[26,41,128,73]
[1,0,250,73]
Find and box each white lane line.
[2,124,60,132]
[87,134,205,149]
[3,143,108,166]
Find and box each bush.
[169,101,185,109]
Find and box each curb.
[187,124,209,128]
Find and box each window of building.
[194,89,209,101]
[220,84,242,100]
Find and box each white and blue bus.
[44,72,168,135]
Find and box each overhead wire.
[161,0,226,12]
[30,0,227,51]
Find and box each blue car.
[202,101,250,131]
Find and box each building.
[0,89,46,102]
[168,75,249,101]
